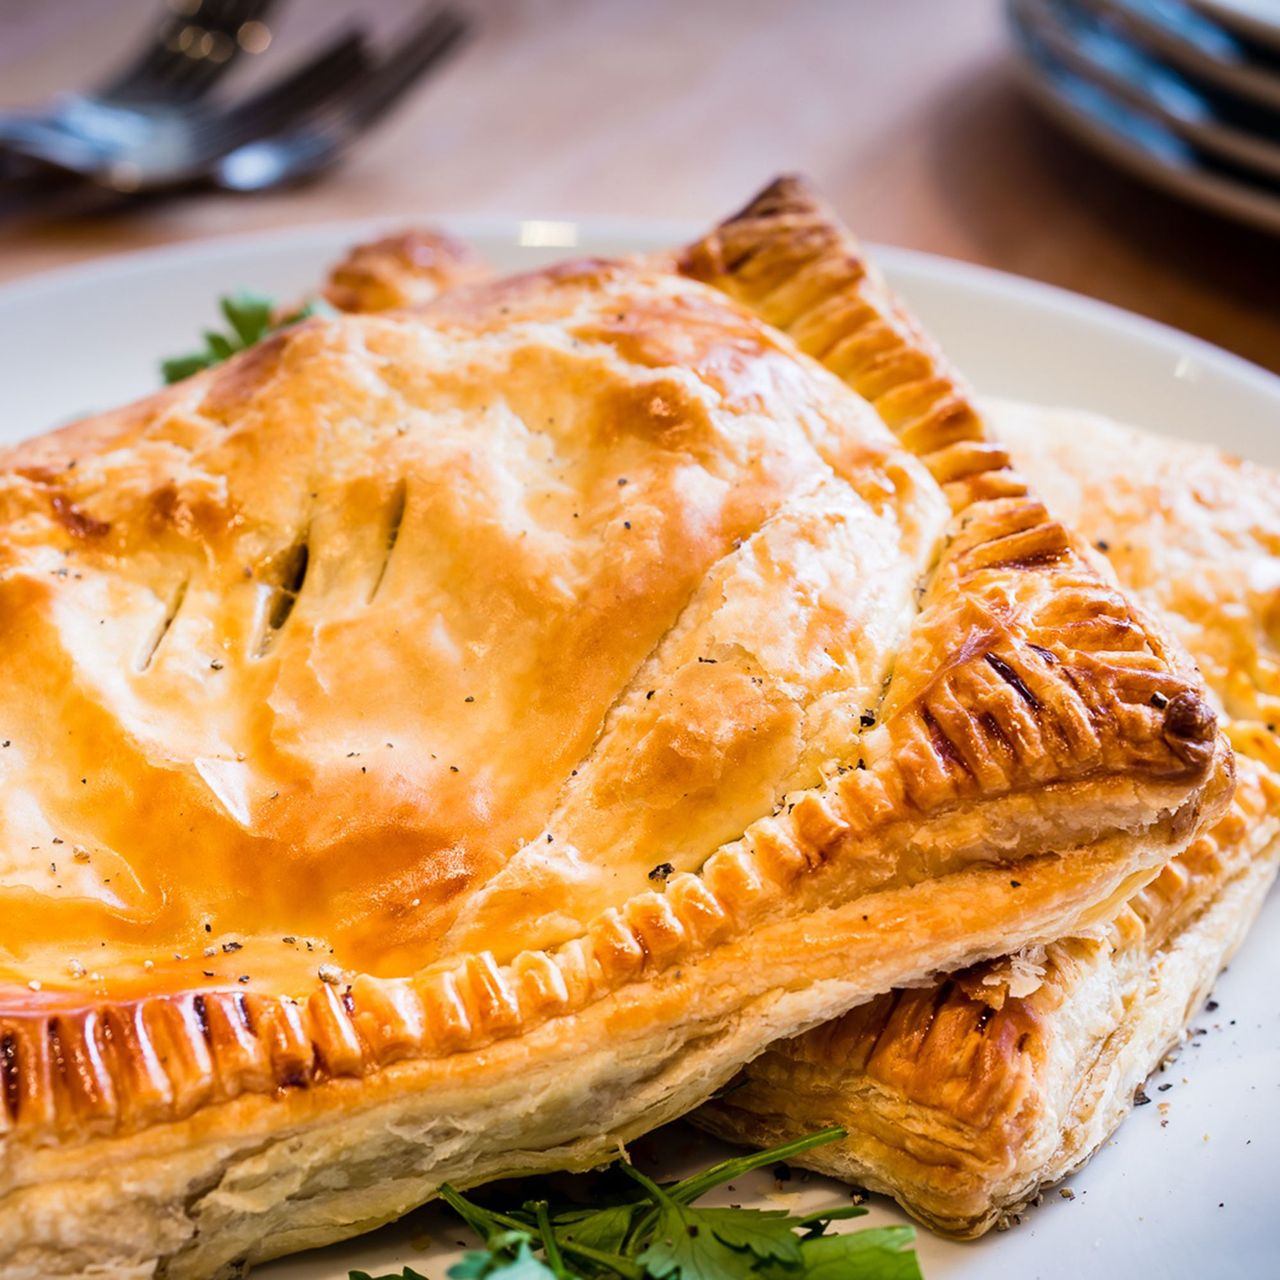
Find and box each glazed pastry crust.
[0,191,1227,1277]
[697,403,1280,1236]
[322,228,489,313]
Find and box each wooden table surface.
[1,0,1278,373]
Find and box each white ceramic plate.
[1096,0,1280,111]
[1009,3,1280,235]
[1,222,1277,1280]
[1016,0,1280,182]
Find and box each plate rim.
[1008,4,1280,238]
[1,211,1276,404]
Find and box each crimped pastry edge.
[0,184,1233,1275]
[0,217,1228,1151]
[0,815,1212,1279]
[694,830,1278,1239]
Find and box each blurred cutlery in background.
[0,1,469,220]
[1082,0,1280,110]
[1023,0,1280,180]
[213,6,469,193]
[1188,0,1280,52]
[92,0,279,106]
[1007,0,1280,234]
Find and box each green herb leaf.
[666,1127,847,1205]
[160,292,337,384]
[204,330,236,361]
[551,1204,636,1256]
[158,352,215,383]
[365,1129,921,1280]
[637,1200,800,1280]
[447,1238,562,1279]
[221,291,276,346]
[759,1225,922,1280]
[348,1268,430,1280]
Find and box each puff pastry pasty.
[0,184,1229,1278]
[696,402,1280,1236]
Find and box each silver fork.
[0,0,273,183]
[212,6,470,193]
[0,26,370,191]
[93,0,279,106]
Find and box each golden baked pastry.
[696,402,1280,1237]
[322,227,489,313]
[309,226,1280,1239]
[0,186,1229,1277]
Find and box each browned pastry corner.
[323,228,490,313]
[695,404,1280,1237]
[0,186,1228,1278]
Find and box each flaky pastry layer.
[697,402,1280,1235]
[0,188,1227,1277]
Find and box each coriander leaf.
[448,1255,492,1280]
[348,1269,429,1280]
[792,1225,921,1280]
[159,352,215,383]
[666,1127,846,1205]
[446,1240,560,1280]
[438,1185,516,1244]
[551,1204,637,1256]
[160,292,337,385]
[682,1207,800,1265]
[793,1204,870,1239]
[205,330,236,361]
[637,1201,799,1280]
[221,291,275,346]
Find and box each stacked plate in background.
[1008,0,1280,234]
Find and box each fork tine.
[185,28,371,164]
[210,6,470,192]
[335,7,470,131]
[99,0,277,105]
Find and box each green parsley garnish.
[159,291,336,384]
[348,1128,921,1280]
